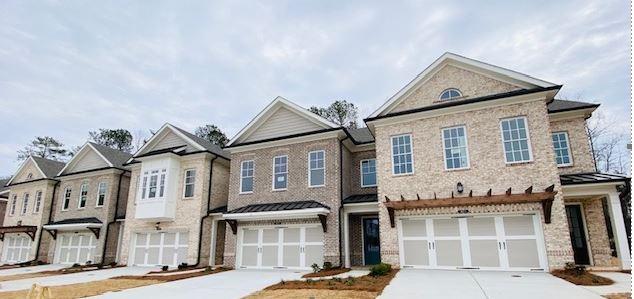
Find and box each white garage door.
[399,214,547,271]
[238,225,323,269]
[56,233,96,264]
[2,235,32,263]
[132,232,188,267]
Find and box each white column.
[209,219,217,267]
[343,210,350,268]
[606,191,631,270]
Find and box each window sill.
[505,161,534,166]
[308,185,325,189]
[392,173,415,177]
[239,192,253,195]
[444,167,471,172]
[95,206,104,209]
[361,185,377,188]
[272,189,287,192]
[557,164,574,168]
[182,197,195,200]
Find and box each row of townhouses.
[0,53,630,273]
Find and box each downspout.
[31,180,59,265]
[194,155,218,267]
[100,170,125,265]
[338,136,348,267]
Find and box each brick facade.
[550,117,596,174]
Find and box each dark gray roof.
[47,217,102,225]
[171,125,230,159]
[347,127,374,144]
[560,172,630,185]
[0,179,9,197]
[343,194,378,204]
[31,156,65,179]
[209,205,227,214]
[225,200,330,214]
[548,99,600,113]
[88,142,133,168]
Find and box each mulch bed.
[551,269,614,286]
[266,269,399,294]
[302,268,351,278]
[115,267,232,282]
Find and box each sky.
[0,0,631,176]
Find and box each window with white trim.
[240,160,254,193]
[97,182,107,207]
[141,169,167,200]
[33,190,42,213]
[308,150,325,187]
[183,169,196,198]
[439,88,462,101]
[360,159,377,187]
[391,134,413,175]
[10,195,17,215]
[62,187,71,211]
[273,155,288,190]
[500,117,532,163]
[552,132,573,166]
[20,193,29,215]
[78,182,88,208]
[442,126,469,169]
[26,173,33,180]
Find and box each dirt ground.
[551,269,614,285]
[247,289,378,299]
[302,268,351,278]
[604,293,632,299]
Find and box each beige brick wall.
[374,99,574,269]
[349,214,363,266]
[391,65,521,113]
[549,117,596,174]
[348,150,378,196]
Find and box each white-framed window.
[439,88,462,101]
[272,155,288,190]
[183,169,196,198]
[78,182,88,209]
[9,195,17,215]
[240,160,254,194]
[391,134,414,175]
[552,131,573,166]
[308,150,325,187]
[140,169,167,200]
[62,187,71,211]
[442,126,470,170]
[97,182,107,207]
[360,159,377,187]
[26,173,33,180]
[500,116,533,163]
[20,193,29,215]
[33,190,42,213]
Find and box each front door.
[566,205,591,265]
[363,218,381,265]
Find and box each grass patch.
[265,269,398,294]
[302,268,351,278]
[247,289,378,299]
[552,269,614,286]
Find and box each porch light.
[456,182,464,193]
[155,222,162,231]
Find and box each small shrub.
[72,263,81,268]
[177,263,189,270]
[369,263,392,277]
[311,263,320,273]
[333,277,342,283]
[322,262,333,270]
[280,279,285,285]
[344,278,355,286]
[109,262,117,267]
[564,262,586,276]
[306,278,314,284]
[205,266,213,272]
[162,265,169,272]
[86,260,92,265]
[97,264,103,269]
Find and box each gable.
[242,106,326,143]
[60,146,110,175]
[135,125,204,157]
[391,64,523,113]
[12,159,44,184]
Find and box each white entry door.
[399,214,547,271]
[238,226,324,269]
[56,233,97,264]
[132,232,188,267]
[2,235,32,263]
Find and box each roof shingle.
[225,200,330,214]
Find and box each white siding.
[243,107,326,143]
[13,160,44,183]
[65,148,109,173]
[152,131,196,152]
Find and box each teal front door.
[363,217,381,265]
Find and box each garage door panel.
[402,219,427,237]
[469,240,500,267]
[435,240,463,267]
[403,240,429,266]
[132,232,188,267]
[506,239,540,268]
[282,245,300,267]
[305,227,322,243]
[243,230,258,244]
[503,216,535,236]
[241,246,258,267]
[162,247,175,265]
[284,228,300,243]
[467,218,496,236]
[305,244,323,267]
[261,246,278,267]
[239,226,323,269]
[433,219,460,236]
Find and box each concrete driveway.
[91,269,306,299]
[0,266,154,292]
[379,269,603,299]
[0,264,67,276]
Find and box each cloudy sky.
[0,0,630,176]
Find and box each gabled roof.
[7,156,65,186]
[132,123,229,160]
[226,96,339,147]
[346,127,374,144]
[370,52,558,118]
[0,178,10,198]
[547,99,600,114]
[57,142,133,176]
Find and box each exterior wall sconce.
[457,182,464,193]
[155,222,162,231]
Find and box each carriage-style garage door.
[132,232,188,267]
[238,225,324,269]
[399,214,547,271]
[2,235,32,263]
[55,233,96,264]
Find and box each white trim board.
[6,156,48,186]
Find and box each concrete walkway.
[582,272,632,296]
[379,269,603,299]
[0,266,153,292]
[301,269,369,281]
[0,264,66,276]
[91,269,306,299]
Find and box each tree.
[586,111,630,174]
[195,124,229,147]
[17,136,69,161]
[309,100,359,129]
[89,129,134,153]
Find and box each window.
[20,193,29,215]
[308,151,325,187]
[33,190,42,213]
[442,126,470,169]
[391,134,414,175]
[552,132,573,166]
[273,155,288,190]
[78,182,88,208]
[439,88,462,101]
[62,188,71,210]
[500,117,532,163]
[360,159,377,187]
[240,161,254,193]
[97,182,107,207]
[10,195,17,215]
[183,169,196,198]
[140,169,167,200]
[26,173,33,180]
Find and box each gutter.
[100,170,125,265]
[31,180,60,264]
[194,155,218,267]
